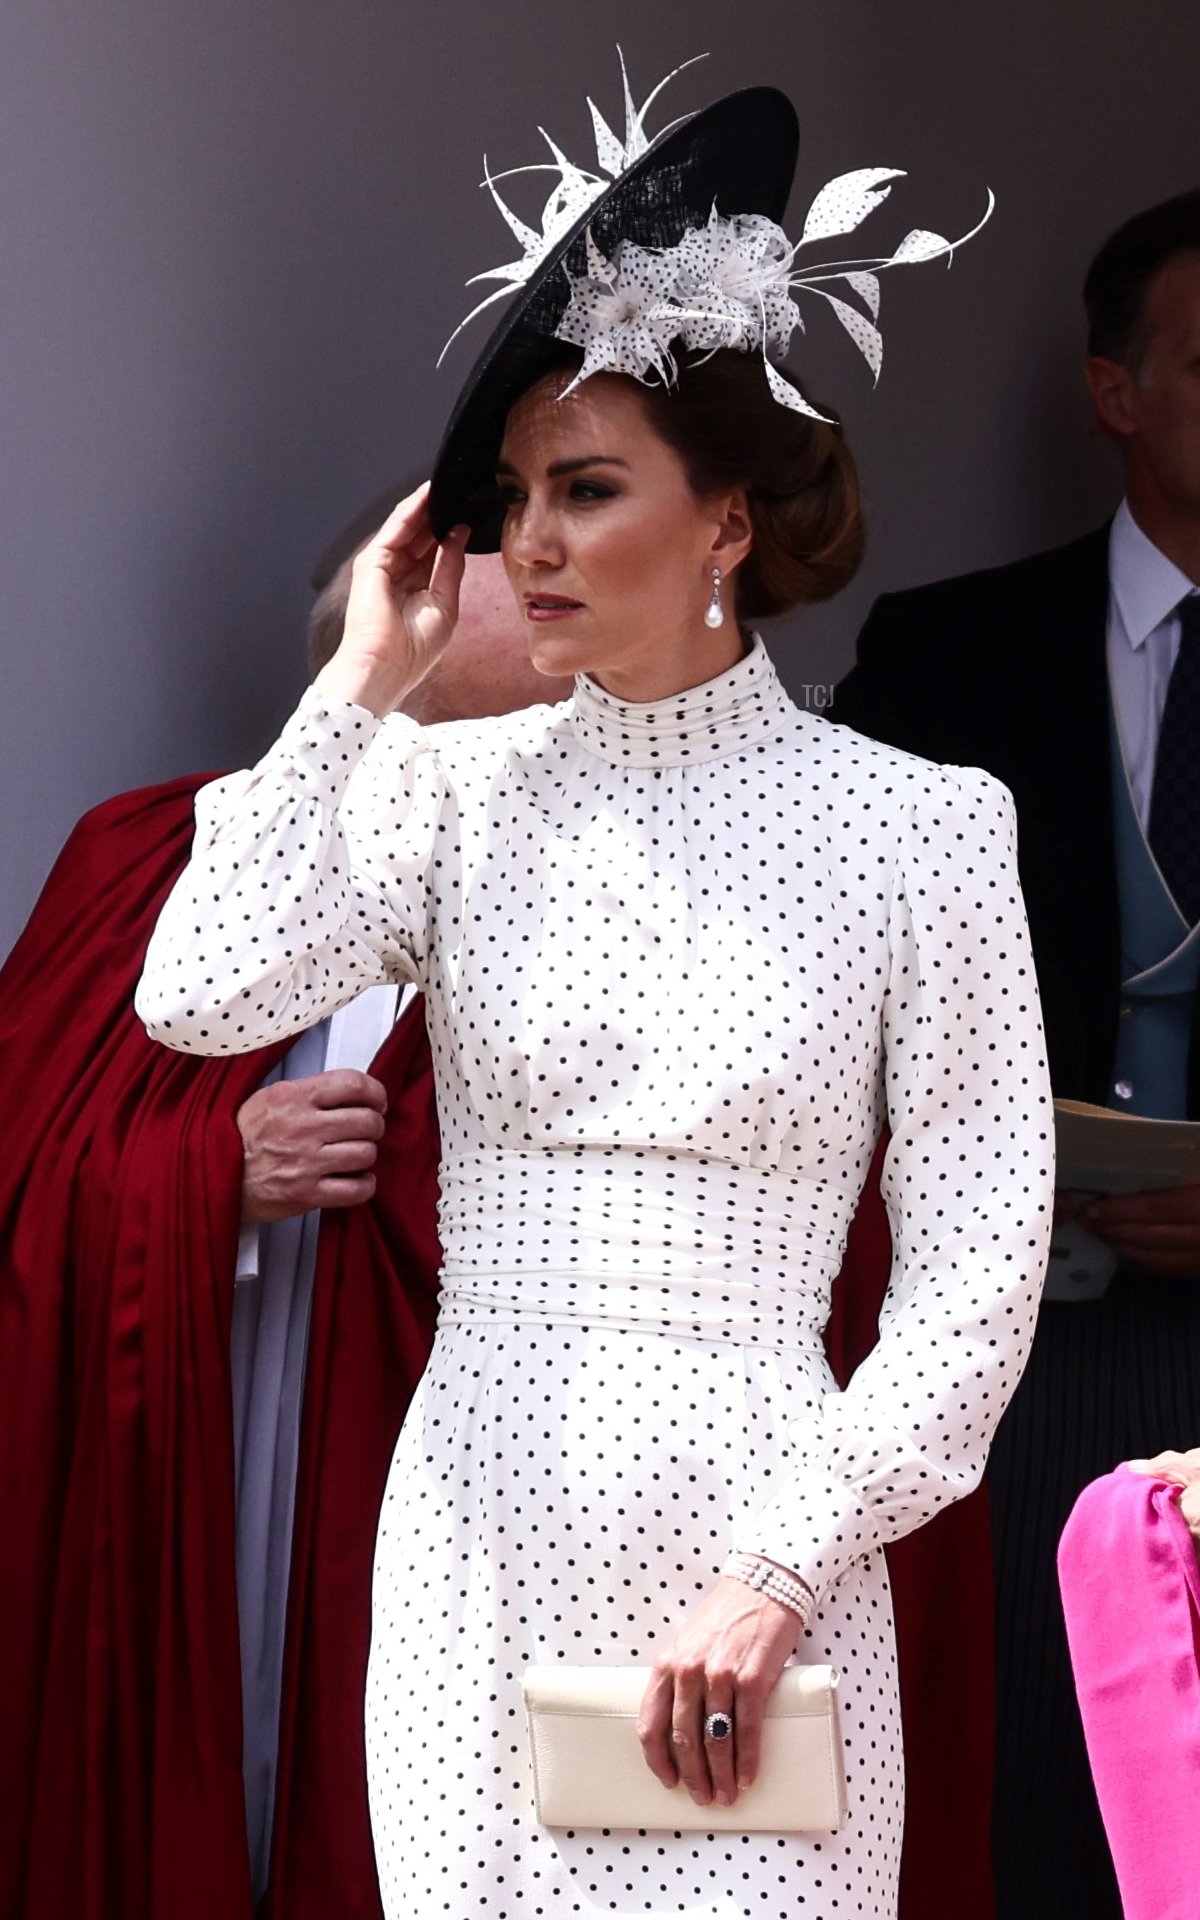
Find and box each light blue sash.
[1108,692,1200,1120]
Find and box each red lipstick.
[524,593,584,621]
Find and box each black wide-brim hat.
[427,87,800,551]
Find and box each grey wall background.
[1,0,1196,957]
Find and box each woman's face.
[496,372,751,702]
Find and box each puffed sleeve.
[135,687,447,1054]
[734,763,1055,1608]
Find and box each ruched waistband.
[437,1267,831,1349]
[435,1145,846,1348]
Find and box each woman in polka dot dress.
[137,88,1054,1920]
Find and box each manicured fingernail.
[738,1774,751,1790]
[715,1790,732,1806]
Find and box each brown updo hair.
[638,350,864,618]
[525,345,863,619]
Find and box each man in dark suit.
[834,190,1200,1920]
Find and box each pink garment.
[1058,1463,1200,1920]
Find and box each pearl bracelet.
[724,1552,816,1625]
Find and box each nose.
[504,491,565,572]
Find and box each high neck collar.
[568,634,791,768]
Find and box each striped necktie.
[1148,592,1200,926]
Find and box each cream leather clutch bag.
[521,1664,846,1833]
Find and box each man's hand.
[237,1069,387,1225]
[1079,1183,1200,1279]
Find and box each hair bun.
[638,351,864,619]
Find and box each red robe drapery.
[0,780,993,1920]
[0,783,439,1920]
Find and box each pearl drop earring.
[704,567,725,630]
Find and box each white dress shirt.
[230,980,405,1898]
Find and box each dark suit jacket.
[833,525,1200,1118]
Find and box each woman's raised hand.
[315,484,470,717]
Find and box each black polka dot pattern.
[138,637,1055,1918]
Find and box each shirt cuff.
[264,685,391,810]
[234,1220,261,1283]
[733,1469,881,1612]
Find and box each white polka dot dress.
[138,637,1055,1919]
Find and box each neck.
[588,629,748,705]
[1125,470,1200,587]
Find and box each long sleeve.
[1058,1467,1200,1920]
[137,689,447,1055]
[735,763,1055,1607]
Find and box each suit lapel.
[1003,529,1121,1103]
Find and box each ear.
[1085,356,1141,442]
[704,488,754,577]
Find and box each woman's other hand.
[1128,1448,1200,1559]
[636,1576,803,1808]
[316,483,470,717]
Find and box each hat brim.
[427,87,800,551]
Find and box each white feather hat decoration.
[429,50,992,542]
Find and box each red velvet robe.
[0,781,439,1920]
[0,780,993,1920]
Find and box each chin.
[527,633,597,678]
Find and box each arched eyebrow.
[493,455,632,479]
